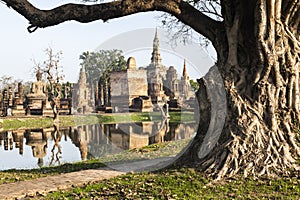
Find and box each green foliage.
[189,79,199,92]
[79,49,126,85]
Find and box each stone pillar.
[103,80,108,106]
[8,87,13,107]
[98,82,103,107]
[108,84,111,107]
[13,82,24,108]
[0,90,2,115]
[69,84,73,98]
[89,82,95,110]
[18,82,23,101]
[95,81,99,108]
[65,84,69,99]
[2,89,8,116]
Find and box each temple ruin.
[72,66,94,114]
[25,68,53,116]
[0,69,73,117]
[0,30,195,117]
[96,30,195,113]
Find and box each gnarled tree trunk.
[175,0,300,179]
[2,0,300,179]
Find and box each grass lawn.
[0,138,299,199]
[41,168,300,199]
[0,139,190,185]
[0,111,195,130]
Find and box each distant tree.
[189,79,199,92]
[45,48,64,123]
[79,49,126,85]
[0,75,32,100]
[21,81,32,97]
[0,75,19,91]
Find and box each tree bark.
[174,0,300,179]
[2,0,300,179]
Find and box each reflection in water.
[25,128,49,167]
[50,125,62,166]
[0,121,196,170]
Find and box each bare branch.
[1,0,222,42]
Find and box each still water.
[0,121,196,170]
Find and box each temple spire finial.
[151,28,162,65]
[79,65,87,85]
[183,59,188,77]
[155,27,158,40]
[81,65,86,73]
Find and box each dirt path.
[0,157,173,199]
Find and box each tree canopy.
[79,49,126,85]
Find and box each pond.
[0,121,196,170]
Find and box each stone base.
[59,109,71,115]
[13,104,26,116]
[29,109,43,115]
[130,96,153,112]
[42,109,54,117]
[13,109,26,116]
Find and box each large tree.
[79,49,126,85]
[2,0,300,179]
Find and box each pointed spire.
[154,27,159,44]
[81,65,86,73]
[79,65,87,84]
[183,59,188,77]
[151,28,162,65]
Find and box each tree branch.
[1,0,223,42]
[175,1,224,42]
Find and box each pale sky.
[0,1,216,83]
